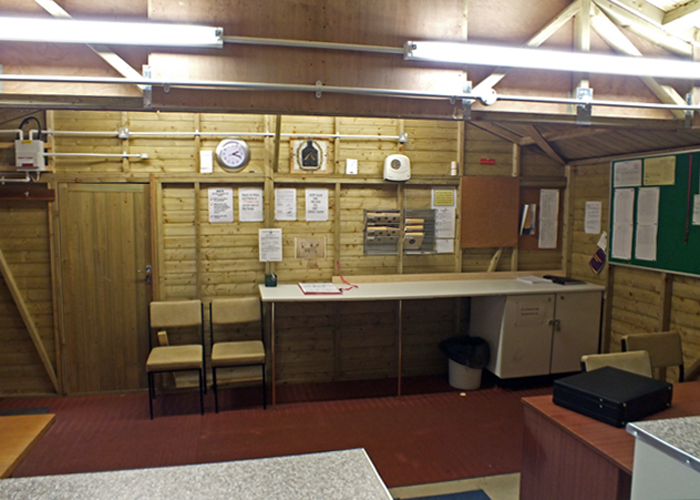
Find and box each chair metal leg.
[148,372,154,420]
[262,363,267,410]
[198,369,204,416]
[213,366,219,413]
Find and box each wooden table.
[0,414,55,478]
[520,381,700,500]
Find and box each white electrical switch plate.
[346,158,358,175]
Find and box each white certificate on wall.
[275,188,297,221]
[305,188,329,221]
[239,187,264,222]
[259,228,283,262]
[208,187,234,223]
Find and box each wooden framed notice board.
[609,152,700,276]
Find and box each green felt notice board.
[609,152,700,276]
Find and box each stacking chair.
[209,297,266,412]
[621,332,685,382]
[581,351,653,378]
[146,300,206,419]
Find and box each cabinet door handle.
[548,318,561,331]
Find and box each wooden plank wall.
[1,110,568,394]
[0,201,56,394]
[569,162,700,378]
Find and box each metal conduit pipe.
[44,130,405,141]
[0,129,24,140]
[1,73,700,112]
[0,172,32,185]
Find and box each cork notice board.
[460,176,520,248]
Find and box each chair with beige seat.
[209,297,266,412]
[581,351,653,378]
[146,299,206,419]
[621,331,685,382]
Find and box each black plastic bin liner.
[439,335,490,369]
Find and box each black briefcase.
[552,366,673,427]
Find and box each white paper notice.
[239,187,264,222]
[613,189,635,226]
[614,159,643,187]
[612,188,635,260]
[584,201,602,234]
[693,195,700,226]
[259,228,283,262]
[612,224,633,260]
[199,150,213,174]
[275,188,297,221]
[208,187,234,223]
[305,188,329,221]
[636,187,659,226]
[435,238,454,254]
[538,189,559,249]
[635,224,658,261]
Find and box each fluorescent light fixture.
[0,17,223,48]
[405,41,700,80]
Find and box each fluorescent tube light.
[0,17,223,48]
[405,41,700,80]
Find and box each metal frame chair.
[146,300,206,419]
[209,297,266,412]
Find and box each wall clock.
[291,139,328,173]
[215,138,250,172]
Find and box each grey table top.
[0,448,393,500]
[627,416,700,473]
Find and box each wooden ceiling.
[3,0,700,163]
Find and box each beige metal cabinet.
[470,291,602,379]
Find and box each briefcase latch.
[548,318,561,331]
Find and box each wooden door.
[58,184,151,394]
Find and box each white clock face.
[215,139,250,172]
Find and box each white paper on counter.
[259,228,283,262]
[239,187,264,222]
[275,188,297,221]
[208,187,234,223]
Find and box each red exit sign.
[480,158,496,165]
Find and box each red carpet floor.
[0,379,552,488]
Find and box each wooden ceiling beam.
[663,0,700,26]
[591,5,686,120]
[593,0,692,55]
[34,0,145,92]
[469,122,524,144]
[473,0,581,94]
[602,0,664,25]
[523,125,566,164]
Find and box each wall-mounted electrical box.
[15,140,46,171]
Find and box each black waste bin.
[439,336,490,390]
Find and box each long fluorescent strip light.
[0,17,223,48]
[405,41,700,80]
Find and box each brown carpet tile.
[0,378,552,488]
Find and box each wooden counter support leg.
[271,301,276,406]
[397,299,403,397]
